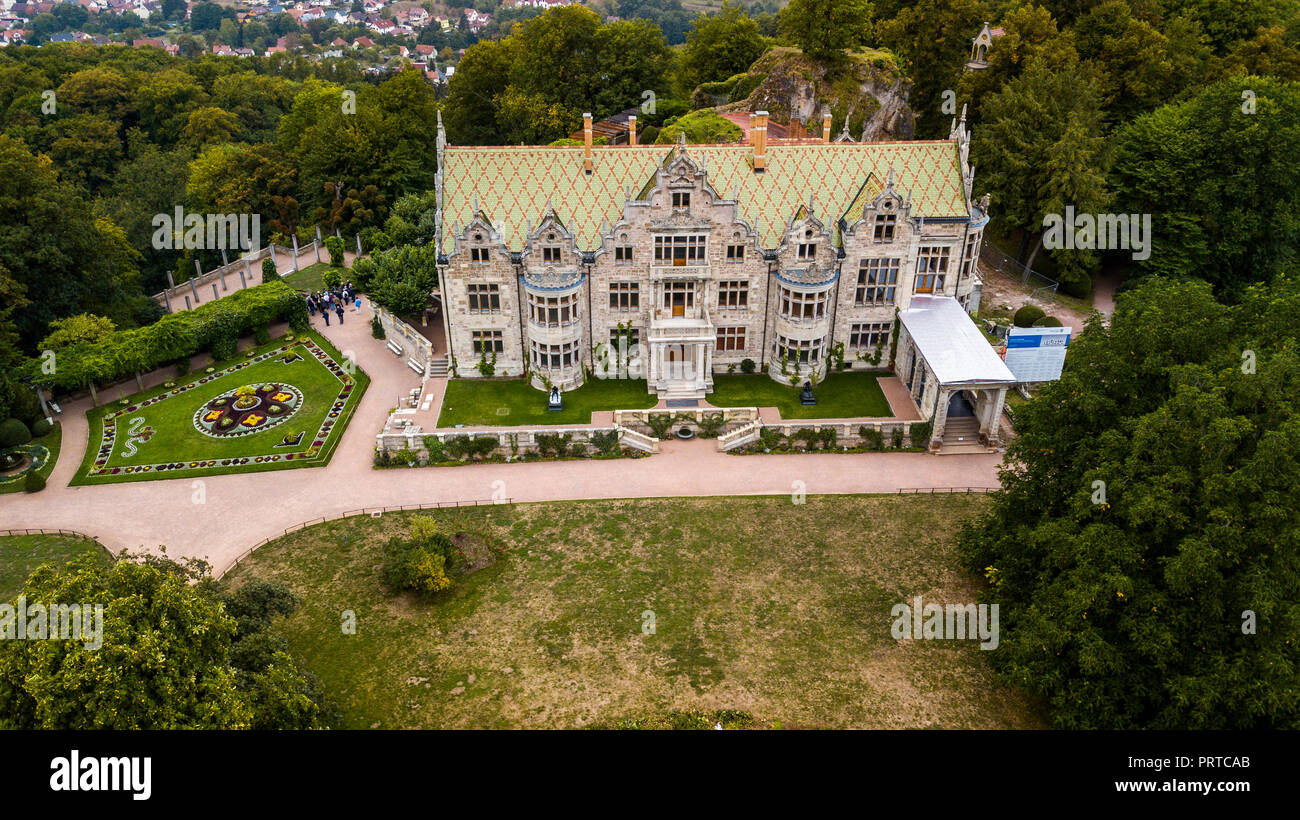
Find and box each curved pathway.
[1,251,1003,576]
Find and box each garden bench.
[406,357,425,375]
[386,340,403,356]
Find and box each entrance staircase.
[939,417,988,454]
[428,357,449,378]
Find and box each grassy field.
[437,377,657,427]
[72,331,368,484]
[282,262,345,293]
[0,421,61,495]
[226,495,1045,729]
[0,534,110,600]
[707,372,893,418]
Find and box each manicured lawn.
[226,494,1045,729]
[437,377,657,427]
[707,371,893,418]
[282,262,346,293]
[0,421,61,495]
[72,330,369,485]
[0,534,110,600]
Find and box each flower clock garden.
[72,332,369,484]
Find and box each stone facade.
[435,113,988,398]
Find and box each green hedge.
[29,281,309,393]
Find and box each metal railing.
[897,486,999,495]
[220,498,513,577]
[0,527,100,540]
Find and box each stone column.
[243,257,252,287]
[290,236,300,272]
[189,276,200,304]
[314,226,323,264]
[932,387,951,446]
[211,283,219,301]
[985,387,1007,444]
[356,233,363,257]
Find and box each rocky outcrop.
[716,46,915,142]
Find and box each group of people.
[306,282,360,326]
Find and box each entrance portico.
[648,336,713,399]
[897,295,1016,452]
[647,263,714,399]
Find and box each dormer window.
[672,192,691,209]
[874,213,896,242]
[542,246,561,263]
[797,243,816,260]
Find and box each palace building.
[432,106,1009,431]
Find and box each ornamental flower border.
[88,338,358,479]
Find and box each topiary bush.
[261,257,279,282]
[25,470,45,492]
[29,417,53,437]
[740,358,757,374]
[371,315,385,339]
[1013,304,1046,327]
[0,418,32,449]
[324,236,345,267]
[1034,315,1063,327]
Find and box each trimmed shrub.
[371,315,385,339]
[1013,305,1046,327]
[1034,315,1063,327]
[891,428,904,449]
[28,281,309,392]
[209,334,238,362]
[324,236,345,267]
[24,471,45,493]
[740,358,757,374]
[261,257,279,282]
[0,418,32,449]
[253,325,271,345]
[29,417,53,437]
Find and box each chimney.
[628,114,637,146]
[751,110,768,173]
[822,108,832,142]
[583,112,593,174]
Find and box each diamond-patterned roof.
[440,141,968,254]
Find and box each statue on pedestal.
[547,386,562,411]
[800,380,817,406]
